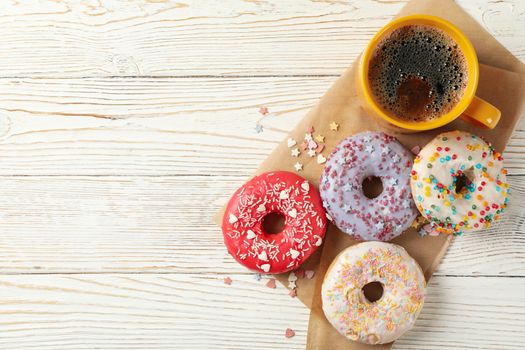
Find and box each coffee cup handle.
[460,96,501,129]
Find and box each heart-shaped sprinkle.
[228,214,238,224]
[289,249,300,259]
[301,181,310,191]
[316,144,325,154]
[317,154,327,164]
[257,204,266,212]
[315,237,323,246]
[287,138,297,148]
[300,141,308,150]
[246,230,256,239]
[288,208,297,218]
[288,288,297,298]
[285,328,295,338]
[279,190,289,200]
[261,264,271,273]
[258,251,268,261]
[306,126,314,134]
[307,140,318,150]
[305,270,315,279]
[266,278,276,288]
[288,281,296,289]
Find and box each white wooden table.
[0,1,523,349]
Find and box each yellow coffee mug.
[357,14,500,131]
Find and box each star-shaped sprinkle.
[223,277,232,285]
[392,154,401,162]
[329,121,339,131]
[306,126,315,134]
[304,133,313,142]
[363,135,372,142]
[307,149,316,157]
[294,162,303,171]
[285,328,295,338]
[254,124,263,133]
[314,134,325,143]
[375,221,385,230]
[381,148,389,157]
[259,106,269,115]
[291,148,300,157]
[365,145,375,153]
[390,178,398,186]
[288,281,296,289]
[343,204,352,212]
[343,183,354,192]
[288,289,297,298]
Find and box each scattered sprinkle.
[223,277,232,285]
[294,162,303,172]
[259,106,269,115]
[288,272,298,282]
[329,121,339,131]
[304,133,313,142]
[287,138,297,148]
[285,328,295,338]
[266,278,277,289]
[291,148,300,157]
[305,270,315,279]
[307,149,316,157]
[261,264,271,273]
[306,126,315,134]
[288,288,297,298]
[317,154,326,164]
[314,134,325,143]
[411,145,421,154]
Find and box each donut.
[222,171,327,274]
[321,242,426,345]
[320,131,418,241]
[411,131,509,234]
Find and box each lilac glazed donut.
[320,131,418,241]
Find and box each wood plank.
[0,0,521,77]
[0,77,524,176]
[0,175,522,276]
[0,273,521,349]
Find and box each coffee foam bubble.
[368,25,468,122]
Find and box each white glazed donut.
[411,131,509,234]
[321,242,426,345]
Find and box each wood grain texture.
[0,274,522,350]
[0,0,521,77]
[0,0,522,349]
[0,174,522,276]
[0,77,524,176]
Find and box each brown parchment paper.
[214,0,525,348]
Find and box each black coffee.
[368,24,468,122]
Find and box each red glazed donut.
[222,171,327,274]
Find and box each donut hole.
[455,168,475,194]
[262,212,286,235]
[362,176,384,199]
[362,281,384,303]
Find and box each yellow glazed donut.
[411,131,509,234]
[321,242,426,345]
